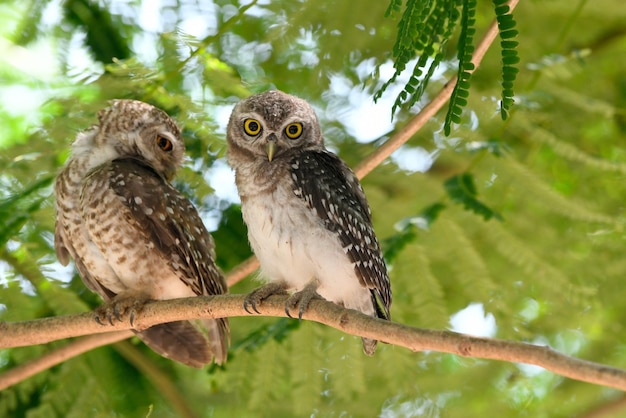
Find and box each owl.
[54,99,229,367]
[226,90,391,355]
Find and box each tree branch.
[226,254,259,287]
[0,331,131,391]
[2,294,626,392]
[0,259,255,391]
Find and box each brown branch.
[577,395,626,418]
[225,254,260,287]
[1,294,626,392]
[0,331,131,391]
[0,262,255,390]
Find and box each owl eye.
[244,119,262,136]
[156,134,173,152]
[284,123,303,139]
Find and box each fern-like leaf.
[444,0,477,135]
[493,0,520,119]
[383,202,446,264]
[380,0,520,130]
[384,0,403,17]
[444,173,502,221]
[375,0,463,114]
[0,176,54,247]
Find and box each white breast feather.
[242,185,374,315]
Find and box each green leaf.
[0,176,54,247]
[444,173,503,221]
[231,318,301,353]
[444,0,477,134]
[382,203,446,263]
[63,0,131,63]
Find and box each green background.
[1,0,626,416]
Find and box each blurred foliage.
[1,0,626,417]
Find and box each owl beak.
[164,167,176,182]
[266,137,277,162]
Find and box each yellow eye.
[244,119,262,136]
[156,135,173,152]
[284,122,303,139]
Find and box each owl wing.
[290,150,391,319]
[81,158,229,365]
[82,158,228,298]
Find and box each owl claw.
[94,295,148,327]
[243,282,289,315]
[243,298,261,315]
[113,304,124,322]
[285,285,322,320]
[94,314,106,326]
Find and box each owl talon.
[243,298,261,315]
[113,305,123,322]
[243,282,289,314]
[93,308,115,326]
[285,285,322,320]
[94,314,106,326]
[94,295,148,327]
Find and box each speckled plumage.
[226,90,391,355]
[55,99,229,367]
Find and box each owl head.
[227,90,323,162]
[71,99,185,181]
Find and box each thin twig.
[577,395,626,418]
[2,294,626,392]
[225,254,260,287]
[0,331,131,391]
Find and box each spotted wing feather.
[100,158,228,297]
[83,158,229,363]
[290,150,391,319]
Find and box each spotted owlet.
[226,90,391,355]
[54,99,229,367]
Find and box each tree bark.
[2,294,625,392]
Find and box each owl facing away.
[226,90,391,355]
[55,99,229,367]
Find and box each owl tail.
[362,338,378,356]
[136,320,227,368]
[202,318,230,365]
[361,289,391,356]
